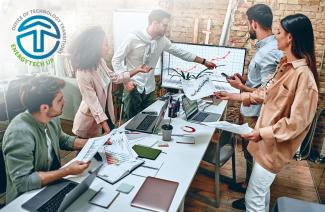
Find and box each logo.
[11,9,66,67]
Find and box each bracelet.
[201,58,206,65]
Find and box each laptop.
[182,95,220,123]
[22,164,103,212]
[131,177,179,212]
[125,100,169,133]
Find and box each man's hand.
[234,73,245,83]
[204,61,217,69]
[241,130,261,143]
[227,75,244,90]
[65,161,90,175]
[124,81,135,91]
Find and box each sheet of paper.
[202,121,253,134]
[75,134,110,162]
[182,76,216,100]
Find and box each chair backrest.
[5,77,30,121]
[295,114,318,160]
[219,130,235,148]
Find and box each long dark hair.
[280,14,319,88]
[69,26,105,70]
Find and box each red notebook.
[131,177,179,212]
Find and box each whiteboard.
[113,9,161,75]
[161,42,246,93]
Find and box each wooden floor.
[184,141,319,211]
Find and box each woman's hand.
[241,129,261,143]
[101,121,110,135]
[124,81,135,91]
[135,64,152,73]
[214,91,231,100]
[214,91,241,101]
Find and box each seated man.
[2,76,90,203]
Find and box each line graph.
[161,43,246,94]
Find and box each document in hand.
[202,121,253,134]
[73,134,110,162]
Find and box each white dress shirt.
[112,30,196,94]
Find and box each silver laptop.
[22,164,102,212]
[125,100,169,134]
[182,95,220,123]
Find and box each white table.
[2,99,227,212]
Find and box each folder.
[132,145,161,160]
[131,177,179,212]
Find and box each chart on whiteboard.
[161,43,246,93]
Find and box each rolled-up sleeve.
[3,131,42,195]
[100,59,130,84]
[76,72,107,124]
[241,87,266,106]
[165,39,196,62]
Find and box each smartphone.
[221,72,230,79]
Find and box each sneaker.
[232,198,246,210]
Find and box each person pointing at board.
[112,9,217,121]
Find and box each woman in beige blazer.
[70,26,151,138]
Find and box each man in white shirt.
[112,9,216,120]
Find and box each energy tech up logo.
[11,9,66,67]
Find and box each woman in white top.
[70,26,151,138]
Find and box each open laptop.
[22,164,102,212]
[182,95,220,123]
[125,100,169,134]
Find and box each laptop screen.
[182,96,198,118]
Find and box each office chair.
[294,114,318,161]
[188,130,237,207]
[0,77,29,196]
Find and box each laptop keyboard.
[37,183,77,212]
[136,115,156,131]
[192,112,209,122]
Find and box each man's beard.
[249,30,257,40]
[47,107,63,118]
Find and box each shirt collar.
[25,110,47,130]
[279,56,307,69]
[256,35,276,49]
[143,29,153,40]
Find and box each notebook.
[131,177,179,212]
[97,159,144,184]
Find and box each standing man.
[227,4,282,210]
[2,76,90,203]
[112,9,217,121]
